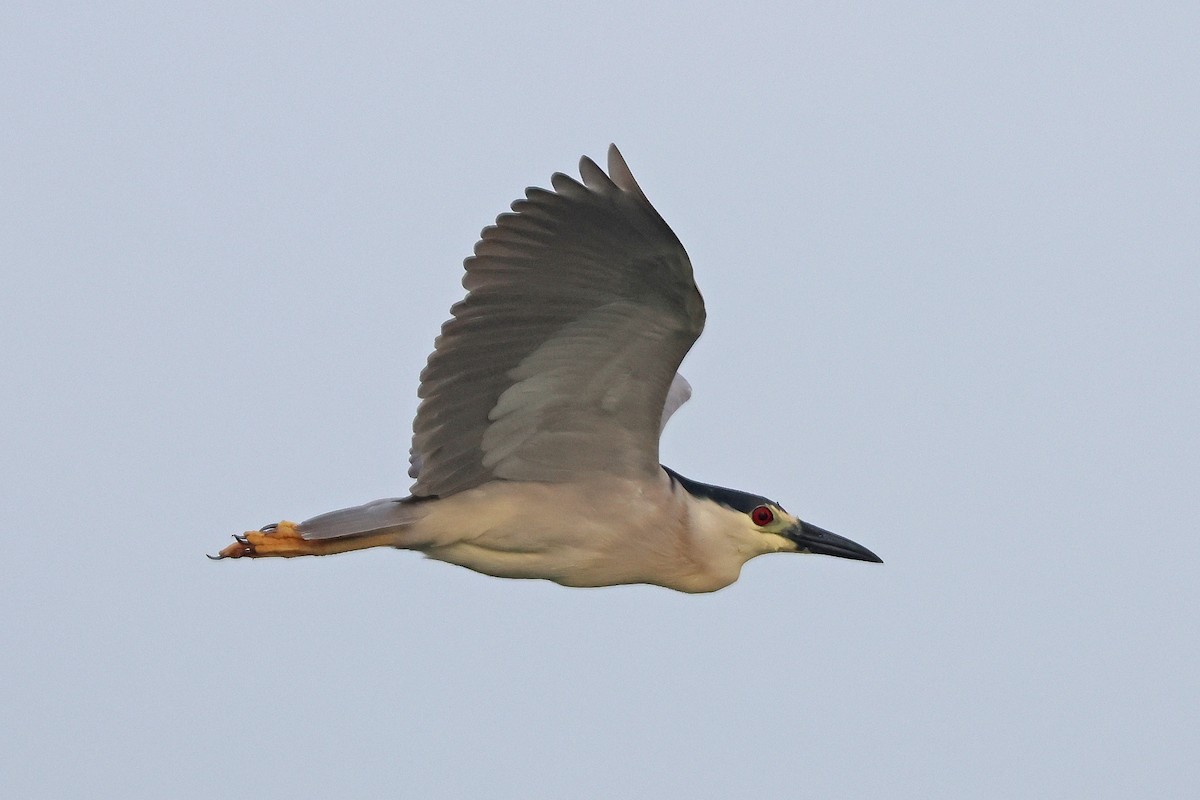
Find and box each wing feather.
[409,145,704,497]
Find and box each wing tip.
[606,143,645,199]
[578,153,619,194]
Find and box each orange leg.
[210,520,311,559]
[209,520,398,560]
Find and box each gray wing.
[408,145,705,497]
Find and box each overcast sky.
[3,2,1197,797]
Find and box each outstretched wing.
[409,145,705,497]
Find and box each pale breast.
[413,473,731,590]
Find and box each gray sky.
[3,2,1197,797]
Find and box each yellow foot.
[209,520,315,559]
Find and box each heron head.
[766,508,883,563]
[664,466,882,563]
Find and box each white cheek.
[769,532,799,553]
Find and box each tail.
[295,496,432,542]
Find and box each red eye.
[751,505,774,527]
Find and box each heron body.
[213,145,881,593]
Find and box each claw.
[210,533,255,560]
[260,523,278,532]
[205,552,224,560]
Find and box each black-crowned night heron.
[211,145,882,592]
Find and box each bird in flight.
[211,145,881,592]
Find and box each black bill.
[787,520,883,563]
